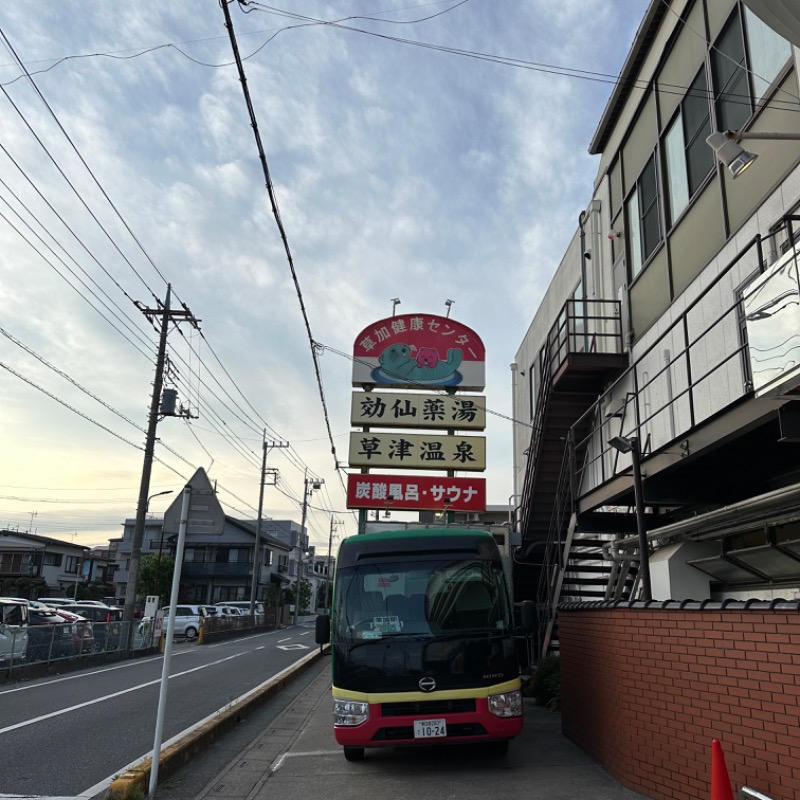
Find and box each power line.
[220,0,342,491]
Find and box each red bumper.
[334,697,523,748]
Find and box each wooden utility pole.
[123,285,199,639]
[250,436,288,614]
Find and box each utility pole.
[123,284,199,639]
[250,436,288,615]
[295,471,323,625]
[325,517,341,611]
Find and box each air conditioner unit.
[466,513,480,522]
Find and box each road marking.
[79,648,321,799]
[276,644,310,651]
[271,750,340,774]
[0,652,245,735]
[0,653,170,696]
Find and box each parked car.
[162,605,214,640]
[58,603,123,651]
[37,597,76,607]
[215,601,264,616]
[0,598,28,664]
[215,605,245,617]
[51,608,95,654]
[26,609,75,661]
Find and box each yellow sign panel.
[351,391,485,430]
[348,432,486,471]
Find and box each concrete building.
[512,0,800,649]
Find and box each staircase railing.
[518,337,555,535]
[535,438,577,657]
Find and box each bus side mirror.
[315,614,331,644]
[520,600,536,633]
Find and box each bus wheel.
[343,746,365,762]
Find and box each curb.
[107,646,329,798]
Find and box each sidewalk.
[185,656,651,800]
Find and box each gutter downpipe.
[579,211,589,353]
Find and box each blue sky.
[0,0,649,551]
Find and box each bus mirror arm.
[315,614,331,645]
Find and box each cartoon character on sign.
[416,347,439,368]
[375,343,463,386]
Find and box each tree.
[299,579,313,614]
[138,554,176,603]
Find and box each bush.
[527,654,560,711]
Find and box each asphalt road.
[0,624,318,798]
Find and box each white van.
[0,599,29,664]
[215,601,264,616]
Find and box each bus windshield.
[333,557,512,641]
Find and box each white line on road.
[77,648,321,800]
[0,652,246,736]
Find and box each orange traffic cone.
[711,739,734,800]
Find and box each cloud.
[0,0,650,548]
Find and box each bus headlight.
[488,689,522,718]
[333,698,369,726]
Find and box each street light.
[147,489,174,513]
[706,130,800,179]
[608,435,652,602]
[391,297,401,316]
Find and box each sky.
[0,0,650,554]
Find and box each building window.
[627,154,661,277]
[711,7,792,135]
[66,555,81,574]
[664,69,714,225]
[263,549,273,567]
[712,13,750,133]
[744,9,792,102]
[43,552,62,567]
[228,548,251,563]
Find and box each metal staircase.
[513,298,629,656]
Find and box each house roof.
[0,529,89,552]
[225,517,292,551]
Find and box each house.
[512,0,800,634]
[111,468,296,607]
[0,530,89,597]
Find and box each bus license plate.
[414,718,447,739]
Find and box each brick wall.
[558,602,800,800]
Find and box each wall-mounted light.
[706,130,800,179]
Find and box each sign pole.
[149,485,191,800]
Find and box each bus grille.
[381,699,476,717]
